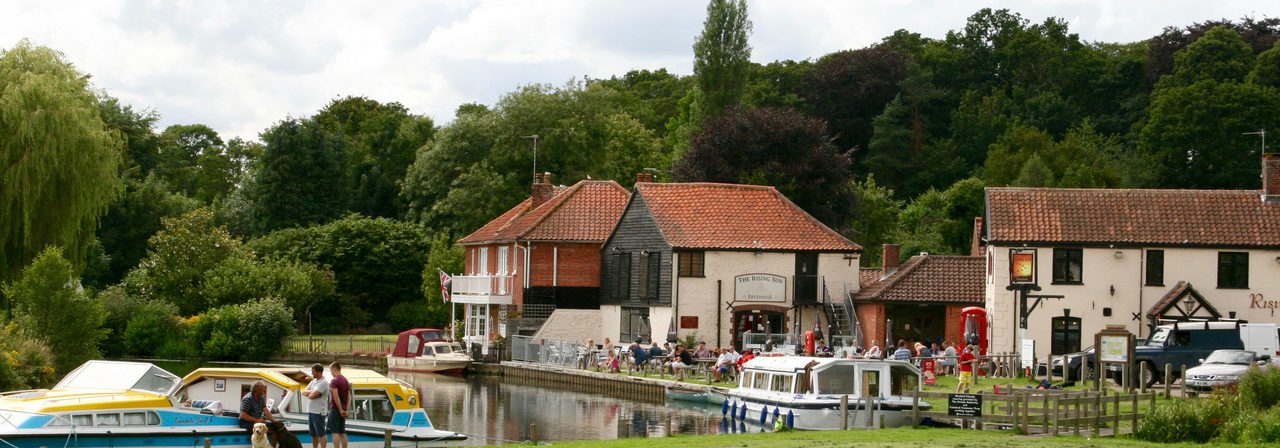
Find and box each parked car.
[1184,349,1272,395]
[1110,321,1245,387]
[1051,345,1096,381]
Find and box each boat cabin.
[738,357,921,399]
[177,367,421,425]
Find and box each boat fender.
[739,402,747,420]
[772,406,780,425]
[786,410,794,429]
[759,406,767,425]
[722,400,729,415]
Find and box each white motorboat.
[722,356,931,430]
[386,329,472,374]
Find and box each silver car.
[1184,349,1271,395]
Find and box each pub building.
[451,173,630,352]
[599,181,862,349]
[853,244,985,350]
[980,153,1280,358]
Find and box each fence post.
[1138,362,1147,394]
[840,395,849,430]
[1042,392,1049,434]
[865,394,874,429]
[1053,394,1061,436]
[1112,394,1121,434]
[1012,392,1020,432]
[1163,363,1172,398]
[1131,393,1140,434]
[1092,393,1101,437]
[1074,393,1082,436]
[1023,391,1031,435]
[383,429,392,448]
[1179,364,1187,397]
[912,390,920,426]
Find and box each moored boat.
[722,356,931,430]
[386,329,472,374]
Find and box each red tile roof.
[985,188,1280,248]
[458,181,629,244]
[859,268,883,290]
[634,182,861,252]
[854,255,985,304]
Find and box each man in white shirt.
[302,364,331,448]
[713,347,740,381]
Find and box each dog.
[251,423,271,448]
[267,420,303,448]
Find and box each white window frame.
[478,247,490,275]
[497,246,509,275]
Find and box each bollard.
[529,423,538,443]
[864,395,874,429]
[383,429,392,448]
[1139,362,1147,394]
[1180,365,1187,397]
[912,390,920,426]
[1164,363,1173,398]
[840,395,849,430]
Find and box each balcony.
[451,275,514,305]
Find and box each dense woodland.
[3,2,1280,378]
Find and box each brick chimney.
[531,172,554,208]
[882,244,901,277]
[1265,153,1280,205]
[635,172,655,184]
[970,216,985,257]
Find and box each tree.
[2,247,106,372]
[1161,26,1254,88]
[90,175,199,287]
[98,95,161,178]
[804,46,910,153]
[846,176,902,267]
[1248,42,1280,88]
[674,107,854,228]
[1012,154,1055,187]
[251,118,349,233]
[311,96,434,219]
[692,0,752,119]
[249,215,430,332]
[156,124,226,200]
[0,41,123,283]
[200,256,336,328]
[1140,80,1280,189]
[126,208,249,315]
[890,177,985,257]
[1144,17,1280,87]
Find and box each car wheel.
[1140,361,1158,388]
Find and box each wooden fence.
[912,388,1156,436]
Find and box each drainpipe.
[553,246,559,288]
[716,280,723,348]
[672,250,679,341]
[1137,249,1144,338]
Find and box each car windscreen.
[1204,351,1254,365]
[1147,328,1169,346]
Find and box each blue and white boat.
[0,361,465,448]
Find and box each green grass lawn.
[515,427,1272,448]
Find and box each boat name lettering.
[173,416,213,425]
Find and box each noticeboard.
[948,394,983,417]
[1098,334,1130,363]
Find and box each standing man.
[302,364,330,448]
[327,363,352,448]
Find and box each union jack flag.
[438,269,452,302]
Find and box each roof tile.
[458,181,629,244]
[855,255,984,304]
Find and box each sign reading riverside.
[735,274,786,302]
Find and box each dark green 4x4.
[1110,321,1244,387]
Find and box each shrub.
[1218,406,1280,443]
[124,300,183,356]
[192,298,294,362]
[385,300,448,333]
[0,324,58,390]
[1135,395,1237,443]
[2,247,107,372]
[1238,366,1280,410]
[98,286,143,357]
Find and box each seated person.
[815,339,833,357]
[713,347,739,381]
[648,342,665,361]
[668,346,693,374]
[238,381,276,432]
[630,342,649,368]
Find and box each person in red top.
[956,345,978,393]
[737,349,755,371]
[327,362,352,448]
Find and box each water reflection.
[387,371,729,445]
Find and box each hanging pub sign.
[1009,248,1037,284]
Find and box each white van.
[1240,323,1280,365]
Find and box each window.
[752,372,767,391]
[1050,316,1081,356]
[466,305,489,340]
[1218,252,1249,289]
[1145,250,1164,286]
[613,253,631,300]
[678,251,705,277]
[620,307,650,343]
[350,390,395,423]
[770,374,793,393]
[96,413,119,426]
[497,246,509,275]
[1052,248,1083,284]
[637,253,651,299]
[478,247,489,275]
[642,252,659,300]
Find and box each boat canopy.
[392,328,448,357]
[55,361,180,395]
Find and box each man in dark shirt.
[238,381,275,431]
[327,363,352,448]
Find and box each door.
[1051,316,1082,355]
[733,310,784,351]
[794,253,818,304]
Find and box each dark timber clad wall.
[600,193,672,307]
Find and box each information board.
[948,394,983,417]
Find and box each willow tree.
[0,40,123,283]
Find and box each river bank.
[512,427,1270,448]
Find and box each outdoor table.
[692,357,717,382]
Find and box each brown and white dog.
[251,423,272,448]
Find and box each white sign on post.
[1021,338,1036,370]
[734,274,787,302]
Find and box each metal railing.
[451,275,514,297]
[282,335,396,354]
[510,335,591,368]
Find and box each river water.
[151,360,744,445]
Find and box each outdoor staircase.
[821,280,858,345]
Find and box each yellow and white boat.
[0,361,465,448]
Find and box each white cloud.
[1,0,1278,140]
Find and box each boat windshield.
[814,364,859,395]
[434,345,452,355]
[55,361,180,395]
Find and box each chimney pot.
[882,244,901,277]
[531,172,554,208]
[1264,153,1280,204]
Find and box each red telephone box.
[960,306,988,356]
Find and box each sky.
[3,0,1279,141]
